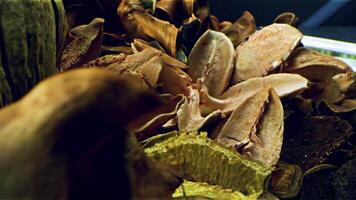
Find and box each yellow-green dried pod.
[0,0,67,105]
[143,131,272,198]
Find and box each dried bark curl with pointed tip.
[118,0,178,56]
[233,23,303,83]
[222,11,256,46]
[188,30,235,97]
[273,12,299,27]
[58,18,104,71]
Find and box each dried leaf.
[216,87,284,167]
[188,30,235,97]
[233,23,302,83]
[118,0,178,56]
[222,11,256,46]
[177,88,222,132]
[129,94,184,141]
[200,73,308,115]
[59,18,104,71]
[283,47,352,82]
[273,12,299,27]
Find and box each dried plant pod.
[59,18,104,71]
[270,162,303,199]
[216,87,284,168]
[233,23,302,83]
[222,11,256,46]
[273,12,299,27]
[177,88,222,132]
[200,73,308,115]
[118,0,178,56]
[129,94,184,141]
[143,131,271,198]
[188,30,235,97]
[283,47,352,82]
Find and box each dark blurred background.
[209,0,356,42]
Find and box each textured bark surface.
[0,0,65,105]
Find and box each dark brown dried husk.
[273,12,299,27]
[281,115,353,170]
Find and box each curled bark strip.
[118,0,178,56]
[59,18,104,71]
[222,11,256,46]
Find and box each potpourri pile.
[0,0,355,199]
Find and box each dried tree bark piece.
[281,115,353,170]
[58,18,104,71]
[188,30,235,97]
[200,73,308,115]
[118,0,178,56]
[233,23,302,83]
[216,87,284,167]
[222,11,256,46]
[283,47,352,82]
[273,12,299,27]
[177,88,221,132]
[129,94,185,141]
